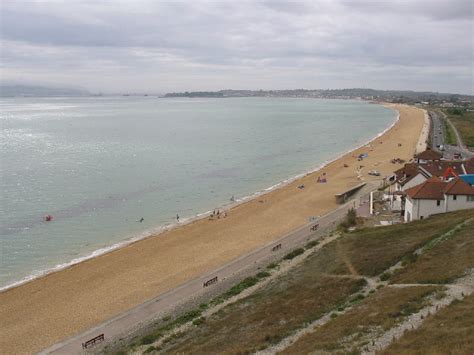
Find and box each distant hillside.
[0,84,90,97]
[164,88,474,105]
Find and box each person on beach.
[176,214,180,222]
[139,217,144,223]
[230,195,235,202]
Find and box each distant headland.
[164,88,473,105]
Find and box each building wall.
[404,197,445,221]
[444,194,474,212]
[405,194,474,222]
[402,174,428,191]
[404,198,414,222]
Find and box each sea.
[0,97,397,290]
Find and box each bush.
[192,317,205,326]
[379,272,391,281]
[257,271,271,279]
[144,346,157,353]
[141,334,159,345]
[350,294,365,303]
[178,309,202,324]
[267,262,278,269]
[283,248,305,260]
[447,108,464,116]
[348,207,357,224]
[343,208,357,228]
[305,240,320,249]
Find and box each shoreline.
[0,104,425,354]
[0,105,399,293]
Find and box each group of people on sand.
[210,209,227,220]
[317,172,328,183]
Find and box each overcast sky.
[1,0,473,94]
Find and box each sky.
[1,0,473,94]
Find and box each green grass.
[390,219,474,285]
[442,108,474,147]
[283,248,305,260]
[305,240,320,249]
[283,286,439,354]
[210,276,259,306]
[307,209,474,278]
[139,309,203,345]
[443,117,457,145]
[383,294,474,354]
[124,209,474,353]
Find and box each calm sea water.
[0,97,397,289]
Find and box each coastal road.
[429,110,474,159]
[41,183,377,355]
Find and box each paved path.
[41,183,377,354]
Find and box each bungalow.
[394,160,467,192]
[414,149,442,164]
[404,177,474,222]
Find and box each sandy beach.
[0,104,425,354]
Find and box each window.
[436,200,441,206]
[453,195,457,201]
[420,216,424,220]
[468,196,474,202]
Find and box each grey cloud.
[1,0,472,94]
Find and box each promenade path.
[41,183,377,355]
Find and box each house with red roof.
[414,149,442,164]
[393,157,468,192]
[404,177,474,222]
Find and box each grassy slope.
[306,210,472,278]
[389,221,474,285]
[132,209,474,354]
[383,294,474,355]
[152,264,365,353]
[442,108,474,147]
[283,286,440,354]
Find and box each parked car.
[368,170,381,176]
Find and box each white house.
[404,177,474,222]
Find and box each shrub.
[267,262,278,269]
[283,248,305,260]
[257,271,271,279]
[350,294,365,303]
[141,334,158,345]
[192,317,205,326]
[305,240,320,249]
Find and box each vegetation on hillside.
[443,108,474,147]
[119,209,474,354]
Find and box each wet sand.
[0,104,425,354]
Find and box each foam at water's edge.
[0,105,400,293]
